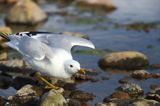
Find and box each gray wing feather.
[32,33,95,52]
[18,36,46,60]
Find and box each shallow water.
[0,0,160,105]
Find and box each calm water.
[0,0,160,105]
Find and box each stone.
[75,0,116,12]
[0,74,12,89]
[0,0,17,4]
[131,70,160,80]
[69,90,96,101]
[116,83,144,98]
[129,99,160,106]
[0,59,25,67]
[0,52,8,61]
[98,51,149,70]
[0,96,6,106]
[96,102,117,106]
[5,0,47,25]
[8,84,42,105]
[146,89,160,102]
[110,91,130,100]
[40,89,67,106]
[0,26,12,41]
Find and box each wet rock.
[96,102,117,106]
[0,74,12,89]
[75,0,116,12]
[146,89,160,102]
[118,77,130,84]
[40,89,67,106]
[0,87,17,99]
[129,98,160,106]
[131,70,160,80]
[12,76,38,90]
[0,97,6,106]
[68,99,81,106]
[0,59,25,67]
[110,91,130,100]
[5,0,47,25]
[0,52,8,61]
[8,84,43,105]
[116,83,144,98]
[150,84,160,90]
[0,0,17,4]
[69,90,96,101]
[63,31,89,39]
[98,51,149,70]
[74,73,97,82]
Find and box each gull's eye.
[70,65,73,68]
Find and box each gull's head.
[64,59,80,75]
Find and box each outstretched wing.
[17,32,95,52]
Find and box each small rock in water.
[129,98,160,106]
[5,0,47,25]
[8,84,43,105]
[75,0,116,12]
[96,102,117,106]
[118,77,131,84]
[69,90,96,102]
[0,74,12,89]
[146,89,160,102]
[150,84,160,90]
[0,96,6,106]
[98,51,149,70]
[110,91,130,100]
[11,76,38,90]
[116,83,144,98]
[131,70,160,80]
[40,89,67,106]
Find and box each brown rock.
[69,90,96,101]
[0,52,8,60]
[99,51,149,70]
[5,0,47,25]
[76,0,116,12]
[129,99,160,106]
[0,26,12,41]
[0,0,17,4]
[110,91,130,100]
[8,84,43,105]
[0,97,6,106]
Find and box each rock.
[131,70,160,80]
[0,74,12,89]
[118,77,130,84]
[69,90,96,101]
[68,99,81,106]
[0,87,17,99]
[63,31,89,39]
[0,96,6,106]
[40,89,67,106]
[0,0,17,4]
[0,26,12,41]
[150,84,160,90]
[8,84,43,105]
[98,51,149,70]
[0,59,25,67]
[5,0,47,25]
[146,89,160,102]
[129,99,160,106]
[116,83,144,98]
[96,102,117,106]
[75,0,116,12]
[11,76,38,90]
[110,91,130,100]
[0,52,8,61]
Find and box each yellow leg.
[35,72,60,90]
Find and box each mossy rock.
[98,51,149,70]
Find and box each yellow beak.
[78,68,86,74]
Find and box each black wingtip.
[0,32,10,41]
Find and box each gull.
[0,32,95,89]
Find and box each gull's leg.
[34,72,60,90]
